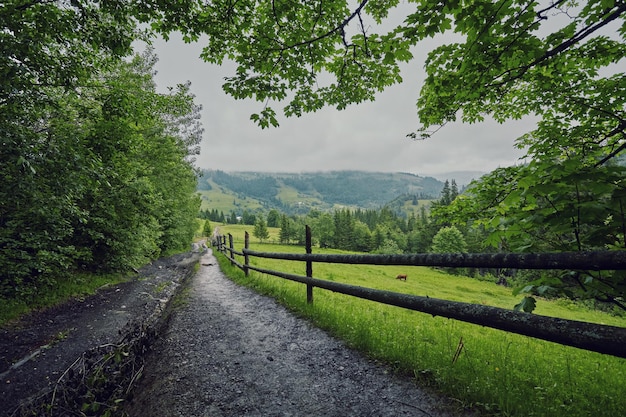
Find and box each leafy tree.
[290,216,309,245]
[143,1,619,161]
[267,209,281,227]
[431,226,468,254]
[253,217,270,243]
[241,210,257,225]
[72,50,201,269]
[1,42,201,296]
[445,162,626,308]
[430,225,469,276]
[374,239,403,255]
[0,0,136,296]
[353,220,373,252]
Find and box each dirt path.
[125,250,472,417]
[0,252,200,416]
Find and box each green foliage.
[431,226,468,254]
[430,225,468,275]
[143,0,625,163]
[253,217,270,242]
[202,220,213,238]
[0,272,130,326]
[372,239,402,255]
[266,209,281,227]
[1,25,201,297]
[439,159,626,309]
[514,296,537,314]
[279,214,292,244]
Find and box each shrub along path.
[124,250,475,417]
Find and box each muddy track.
[0,252,200,416]
[124,250,474,417]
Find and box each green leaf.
[514,296,537,313]
[513,285,535,296]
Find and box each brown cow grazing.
[396,274,407,281]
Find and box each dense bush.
[0,48,202,298]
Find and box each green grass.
[216,223,282,244]
[198,180,265,213]
[400,198,433,217]
[0,272,132,325]
[275,184,324,207]
[213,227,626,417]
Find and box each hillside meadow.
[197,170,441,216]
[213,224,626,417]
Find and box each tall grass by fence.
[215,226,626,359]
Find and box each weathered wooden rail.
[214,227,626,359]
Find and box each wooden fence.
[214,226,626,359]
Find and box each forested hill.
[197,170,446,213]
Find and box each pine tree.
[279,214,291,244]
[202,220,212,238]
[253,218,269,242]
[450,179,459,201]
[440,180,452,206]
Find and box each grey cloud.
[147,34,532,177]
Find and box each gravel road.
[124,250,473,417]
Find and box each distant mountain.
[197,170,446,216]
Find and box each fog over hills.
[429,171,486,187]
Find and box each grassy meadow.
[213,224,626,417]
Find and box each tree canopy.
[6,1,622,150]
[1,2,202,298]
[147,0,625,150]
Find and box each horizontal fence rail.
[242,250,626,270]
[214,229,626,359]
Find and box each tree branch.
[270,0,370,51]
[596,138,626,167]
[536,0,570,20]
[489,3,626,88]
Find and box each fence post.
[244,231,250,276]
[228,233,234,265]
[306,225,313,304]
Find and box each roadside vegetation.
[0,273,132,325]
[213,226,626,417]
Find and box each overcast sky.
[147,32,532,182]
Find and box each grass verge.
[0,272,132,326]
